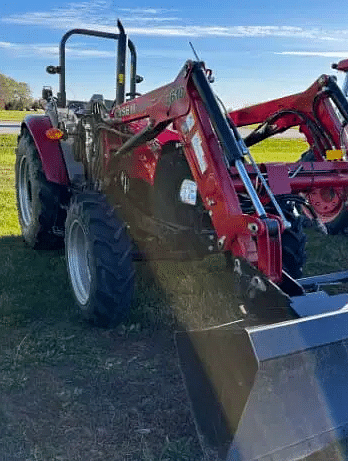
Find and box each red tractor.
[229,67,348,236]
[15,21,348,460]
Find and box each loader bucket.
[176,310,348,461]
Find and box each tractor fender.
[22,114,69,186]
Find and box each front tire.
[15,129,65,249]
[65,192,135,327]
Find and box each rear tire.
[65,192,135,327]
[15,129,65,249]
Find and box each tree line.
[0,72,40,111]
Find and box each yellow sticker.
[118,73,125,84]
[326,149,343,160]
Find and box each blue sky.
[1,0,348,108]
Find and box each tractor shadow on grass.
[0,235,208,461]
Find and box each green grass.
[250,137,309,163]
[0,110,43,122]
[0,135,20,235]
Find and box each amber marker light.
[45,128,64,140]
[326,149,343,161]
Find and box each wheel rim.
[67,219,92,306]
[305,187,344,224]
[18,155,33,227]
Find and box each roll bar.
[48,20,138,107]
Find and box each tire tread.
[65,191,134,327]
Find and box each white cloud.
[276,51,348,57]
[119,8,177,14]
[2,1,348,41]
[0,41,115,58]
[0,41,17,48]
[73,48,114,57]
[115,25,345,41]
[1,1,178,29]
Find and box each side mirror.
[46,65,61,75]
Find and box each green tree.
[0,72,32,110]
[0,74,7,109]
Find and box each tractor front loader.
[229,72,348,235]
[332,58,348,98]
[15,21,348,460]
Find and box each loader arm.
[332,58,348,97]
[114,62,348,460]
[111,60,285,282]
[229,74,348,159]
[173,67,348,461]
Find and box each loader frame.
[21,22,348,286]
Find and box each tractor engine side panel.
[22,115,70,186]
